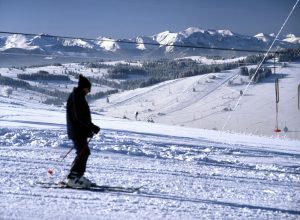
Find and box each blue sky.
[0,0,299,39]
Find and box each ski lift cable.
[221,0,299,132]
[0,30,281,54]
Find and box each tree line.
[17,70,70,81]
[0,74,31,88]
[277,48,300,62]
[2,52,293,106]
[239,66,272,83]
[102,57,260,89]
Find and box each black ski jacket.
[66,87,94,139]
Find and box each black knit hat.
[78,74,91,89]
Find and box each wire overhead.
[221,0,300,132]
[0,30,279,54]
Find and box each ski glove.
[92,124,100,134]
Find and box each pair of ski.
[38,181,142,193]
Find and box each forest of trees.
[239,66,272,83]
[238,48,300,83]
[103,56,266,89]
[0,74,31,88]
[107,65,147,79]
[278,48,300,62]
[1,51,297,106]
[17,70,70,81]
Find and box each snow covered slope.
[1,59,299,140]
[93,61,300,140]
[0,91,300,219]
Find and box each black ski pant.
[68,137,90,178]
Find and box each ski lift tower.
[274,78,281,133]
[298,84,300,111]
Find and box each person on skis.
[66,74,100,188]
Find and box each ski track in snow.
[161,71,239,115]
[105,77,186,109]
[0,127,300,219]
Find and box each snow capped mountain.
[135,36,157,50]
[181,27,206,37]
[216,29,234,36]
[30,34,62,47]
[96,37,119,51]
[254,33,274,43]
[28,34,63,53]
[154,31,183,52]
[0,27,299,58]
[62,38,94,49]
[283,34,300,44]
[2,34,38,51]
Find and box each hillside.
[93,61,300,140]
[0,93,300,219]
[0,54,300,218]
[1,56,299,140]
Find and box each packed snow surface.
[0,94,300,219]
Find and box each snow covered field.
[94,62,300,140]
[0,94,300,219]
[1,59,299,140]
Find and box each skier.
[66,74,100,188]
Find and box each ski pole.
[47,146,74,176]
[61,146,74,161]
[61,135,93,161]
[47,136,93,176]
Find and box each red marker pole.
[298,84,300,110]
[274,78,281,132]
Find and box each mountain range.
[0,27,300,59]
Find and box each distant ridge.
[0,27,299,59]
